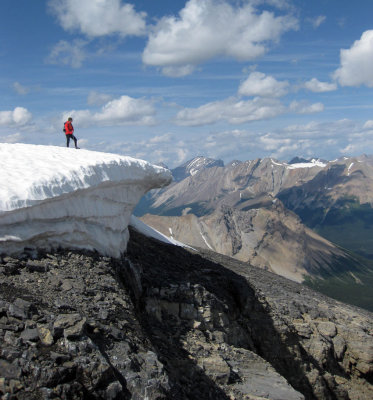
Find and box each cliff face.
[1,228,373,400]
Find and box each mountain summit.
[171,156,224,182]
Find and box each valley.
[135,155,373,311]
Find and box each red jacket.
[64,121,74,135]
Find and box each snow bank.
[129,215,191,248]
[287,159,327,169]
[0,144,172,257]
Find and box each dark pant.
[66,134,78,148]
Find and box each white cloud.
[48,0,146,38]
[363,120,373,130]
[0,107,32,127]
[161,65,196,78]
[289,100,324,114]
[199,119,367,162]
[66,95,156,127]
[175,96,285,126]
[238,71,289,97]
[307,15,326,29]
[334,30,373,87]
[13,82,30,95]
[149,133,174,144]
[303,78,337,92]
[0,133,24,143]
[46,40,88,68]
[249,0,292,9]
[87,91,113,106]
[92,118,373,168]
[143,0,298,75]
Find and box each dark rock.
[0,235,372,399]
[26,260,49,273]
[8,298,34,320]
[0,359,21,379]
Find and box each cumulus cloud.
[0,133,24,144]
[46,40,88,68]
[175,97,285,126]
[66,95,156,127]
[87,91,113,106]
[238,71,289,97]
[0,107,32,127]
[143,0,298,76]
[95,133,190,167]
[363,120,373,130]
[303,78,337,92]
[193,119,365,162]
[48,0,146,38]
[149,133,174,144]
[334,30,373,87]
[289,100,324,114]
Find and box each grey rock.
[105,381,122,400]
[53,313,86,339]
[8,298,33,320]
[1,235,373,400]
[26,260,49,273]
[20,328,39,342]
[0,359,21,379]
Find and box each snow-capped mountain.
[0,143,172,257]
[171,156,224,182]
[136,154,373,300]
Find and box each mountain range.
[136,155,373,311]
[1,145,373,399]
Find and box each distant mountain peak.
[171,156,224,181]
[289,156,310,164]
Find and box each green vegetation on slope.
[304,251,373,312]
[279,194,373,259]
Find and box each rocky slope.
[1,228,373,399]
[277,155,373,258]
[140,202,362,283]
[135,157,329,217]
[172,156,224,182]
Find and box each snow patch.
[0,143,172,257]
[287,159,326,169]
[271,159,285,167]
[129,216,189,248]
[347,162,354,176]
[200,231,213,250]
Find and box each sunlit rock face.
[0,143,172,257]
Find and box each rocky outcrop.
[1,229,373,399]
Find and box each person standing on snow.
[64,117,79,149]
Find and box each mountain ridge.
[1,228,373,399]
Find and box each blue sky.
[1,0,373,167]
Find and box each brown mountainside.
[140,202,358,283]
